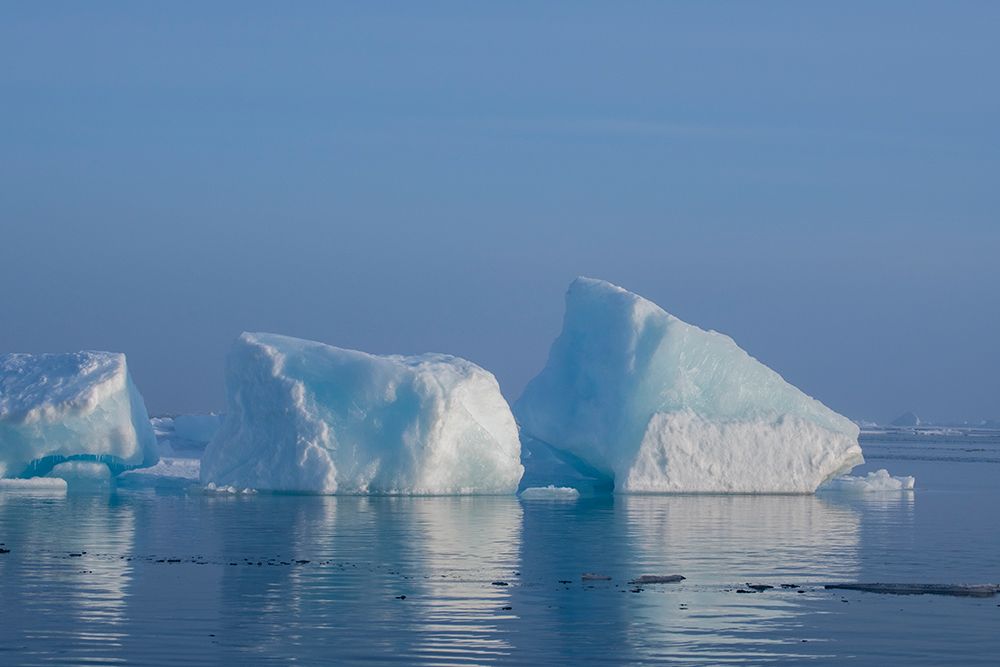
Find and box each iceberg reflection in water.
[0,439,998,665]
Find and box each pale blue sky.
[1,2,997,422]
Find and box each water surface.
[1,436,998,665]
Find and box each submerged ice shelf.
[0,351,157,479]
[515,278,864,493]
[200,333,523,494]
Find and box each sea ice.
[821,469,915,492]
[200,333,524,494]
[515,278,864,493]
[116,457,201,490]
[0,351,158,478]
[0,477,68,492]
[519,485,580,500]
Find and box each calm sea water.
[1,436,998,665]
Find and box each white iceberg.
[200,333,524,494]
[514,278,863,493]
[822,469,915,492]
[0,351,158,478]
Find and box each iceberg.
[200,333,523,494]
[0,351,158,478]
[514,278,863,493]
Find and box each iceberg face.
[0,351,158,478]
[514,278,863,493]
[201,333,524,494]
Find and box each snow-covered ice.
[515,278,864,493]
[0,351,158,478]
[200,333,524,494]
[822,469,915,492]
[519,485,580,500]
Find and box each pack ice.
[514,278,863,493]
[200,333,523,494]
[0,351,158,478]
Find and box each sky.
[1,2,997,423]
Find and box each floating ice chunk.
[519,485,580,500]
[0,351,158,478]
[0,477,68,492]
[117,457,201,490]
[822,469,915,492]
[203,482,257,494]
[200,333,524,494]
[514,278,863,493]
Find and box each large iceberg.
[514,278,863,493]
[200,333,523,494]
[0,351,158,478]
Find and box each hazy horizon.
[2,3,998,423]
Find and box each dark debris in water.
[747,584,773,592]
[629,575,685,585]
[825,583,1000,598]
